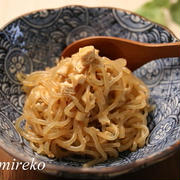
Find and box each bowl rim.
[1,5,180,41]
[0,5,180,176]
[1,139,180,175]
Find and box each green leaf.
[152,0,170,8]
[170,0,180,25]
[136,1,167,25]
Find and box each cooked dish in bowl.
[0,5,179,179]
[16,46,151,167]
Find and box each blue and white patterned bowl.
[0,6,180,179]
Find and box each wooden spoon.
[61,36,180,71]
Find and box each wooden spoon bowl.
[61,36,180,71]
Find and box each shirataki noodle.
[15,46,151,167]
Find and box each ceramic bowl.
[0,6,180,179]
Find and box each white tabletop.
[0,0,179,38]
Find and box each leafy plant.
[136,0,180,26]
[170,0,180,25]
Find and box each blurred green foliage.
[170,0,180,25]
[151,0,170,7]
[136,0,180,26]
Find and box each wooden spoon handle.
[144,42,180,59]
[114,39,180,70]
[61,36,180,71]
